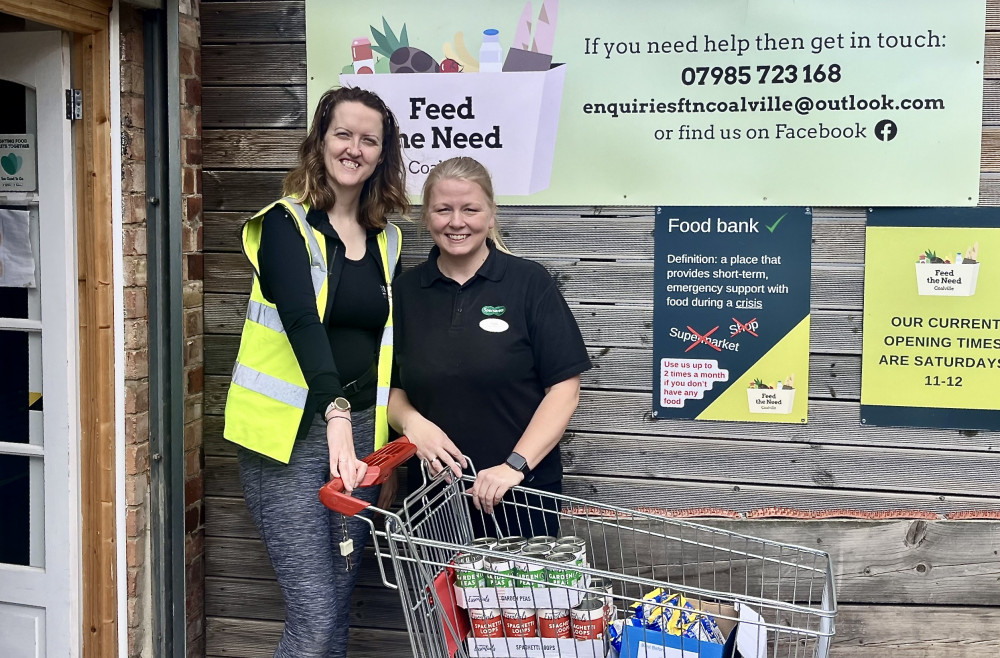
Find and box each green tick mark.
[765,213,787,233]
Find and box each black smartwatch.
[504,451,533,482]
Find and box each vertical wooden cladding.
[0,1,116,656]
[200,1,1000,656]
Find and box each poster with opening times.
[653,207,812,422]
[861,208,1000,430]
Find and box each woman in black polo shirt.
[389,156,591,537]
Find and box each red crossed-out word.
[685,325,721,352]
[731,317,758,337]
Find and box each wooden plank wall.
[200,2,1000,656]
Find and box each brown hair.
[420,157,510,252]
[283,86,409,230]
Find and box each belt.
[342,362,378,396]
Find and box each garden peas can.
[471,537,498,550]
[555,536,588,565]
[485,555,516,587]
[514,549,549,588]
[454,553,486,589]
[545,552,581,588]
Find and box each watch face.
[506,453,528,473]
[334,397,351,411]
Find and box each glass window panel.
[0,454,43,567]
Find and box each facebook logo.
[875,119,898,142]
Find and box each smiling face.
[322,100,384,197]
[425,177,495,270]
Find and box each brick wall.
[120,5,152,657]
[119,2,204,656]
[179,1,206,656]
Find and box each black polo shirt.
[392,242,591,485]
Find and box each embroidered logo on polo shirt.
[481,305,506,317]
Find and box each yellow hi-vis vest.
[223,196,401,463]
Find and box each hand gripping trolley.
[321,438,836,658]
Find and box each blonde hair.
[420,157,511,253]
[283,87,409,230]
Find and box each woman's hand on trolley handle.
[388,388,466,477]
[469,464,523,515]
[326,412,367,493]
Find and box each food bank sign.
[307,0,985,205]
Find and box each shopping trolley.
[321,438,836,658]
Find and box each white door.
[0,32,81,657]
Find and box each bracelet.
[326,414,352,425]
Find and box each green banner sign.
[306,0,985,206]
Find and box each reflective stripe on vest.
[231,362,308,409]
[247,299,285,334]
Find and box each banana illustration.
[443,31,479,72]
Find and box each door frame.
[0,2,117,657]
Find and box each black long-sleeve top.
[256,205,400,427]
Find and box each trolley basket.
[321,438,836,658]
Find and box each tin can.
[497,536,528,553]
[485,555,516,587]
[556,536,588,565]
[502,607,537,637]
[471,537,498,550]
[523,541,555,552]
[549,547,584,568]
[526,535,558,545]
[545,552,581,588]
[454,553,486,589]
[537,608,572,638]
[571,597,606,640]
[469,608,504,638]
[514,550,548,588]
[589,576,615,622]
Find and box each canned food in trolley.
[501,607,537,637]
[536,608,572,639]
[484,555,517,587]
[454,553,486,589]
[544,551,581,587]
[588,576,616,623]
[513,550,548,588]
[470,537,498,550]
[497,536,527,553]
[571,596,606,640]
[469,608,504,638]
[525,534,558,545]
[556,536,588,565]
[549,547,584,568]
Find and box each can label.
[455,554,486,589]
[537,609,572,638]
[485,556,516,587]
[513,557,546,588]
[571,598,606,640]
[502,608,537,637]
[469,608,504,638]
[545,554,581,588]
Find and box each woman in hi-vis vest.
[223,86,407,657]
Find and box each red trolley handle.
[318,436,418,516]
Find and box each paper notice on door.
[0,208,36,288]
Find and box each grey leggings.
[238,407,380,658]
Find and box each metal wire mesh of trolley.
[321,438,836,658]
